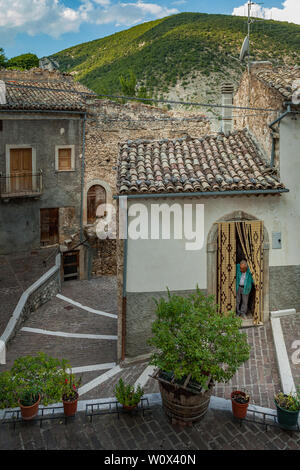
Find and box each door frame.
[207,210,270,324]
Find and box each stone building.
[114,63,300,361]
[83,99,211,277]
[233,62,300,165]
[0,68,93,280]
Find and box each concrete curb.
[270,310,298,395]
[0,253,61,365]
[0,393,277,420]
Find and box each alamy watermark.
[95,198,205,251]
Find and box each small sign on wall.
[272,232,282,249]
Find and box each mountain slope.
[45,12,300,116]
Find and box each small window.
[59,148,71,170]
[55,146,75,171]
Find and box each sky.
[1,0,299,59]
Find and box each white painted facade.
[125,115,300,296]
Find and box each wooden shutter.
[217,222,236,315]
[10,148,32,192]
[58,148,72,171]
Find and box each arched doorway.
[207,211,270,324]
[87,184,106,224]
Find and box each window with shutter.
[58,148,72,171]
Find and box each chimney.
[250,61,273,73]
[221,82,234,135]
[0,80,6,105]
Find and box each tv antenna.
[239,1,264,105]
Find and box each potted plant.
[114,378,144,411]
[231,390,250,419]
[61,373,81,417]
[148,288,250,426]
[18,386,41,420]
[0,353,71,418]
[274,390,300,429]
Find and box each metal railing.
[0,170,43,198]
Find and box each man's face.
[240,263,247,273]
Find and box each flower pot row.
[230,390,300,428]
[18,392,79,420]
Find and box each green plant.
[148,287,250,389]
[275,390,300,411]
[61,373,81,402]
[232,390,250,404]
[0,371,17,409]
[18,387,40,407]
[114,379,144,407]
[0,352,70,409]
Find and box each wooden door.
[87,185,106,224]
[10,148,32,193]
[63,251,79,281]
[40,208,59,245]
[87,186,97,224]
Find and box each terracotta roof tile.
[117,130,285,195]
[0,72,94,111]
[254,66,300,101]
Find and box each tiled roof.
[254,66,300,101]
[0,70,94,111]
[117,130,285,195]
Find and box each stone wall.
[84,100,211,277]
[233,65,284,165]
[269,265,300,312]
[1,255,61,350]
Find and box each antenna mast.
[246,1,263,105]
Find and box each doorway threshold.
[241,318,257,328]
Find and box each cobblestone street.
[1,402,300,451]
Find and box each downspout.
[269,105,291,168]
[79,112,92,280]
[80,112,87,242]
[119,196,128,361]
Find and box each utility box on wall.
[272,232,282,249]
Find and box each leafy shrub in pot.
[114,378,144,410]
[274,390,300,428]
[148,288,251,424]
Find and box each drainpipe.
[78,112,93,280]
[268,105,291,168]
[119,196,128,362]
[80,112,87,242]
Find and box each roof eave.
[113,188,289,199]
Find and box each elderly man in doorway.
[236,260,254,319]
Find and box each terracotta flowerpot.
[231,391,249,419]
[122,404,138,411]
[18,395,41,421]
[62,392,78,417]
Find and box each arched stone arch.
[207,210,270,323]
[83,179,113,225]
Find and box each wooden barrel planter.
[154,371,214,427]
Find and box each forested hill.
[44,12,300,114]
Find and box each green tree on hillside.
[0,48,6,67]
[119,70,137,97]
[6,53,39,70]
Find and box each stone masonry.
[84,99,211,277]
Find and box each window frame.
[55,145,75,172]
